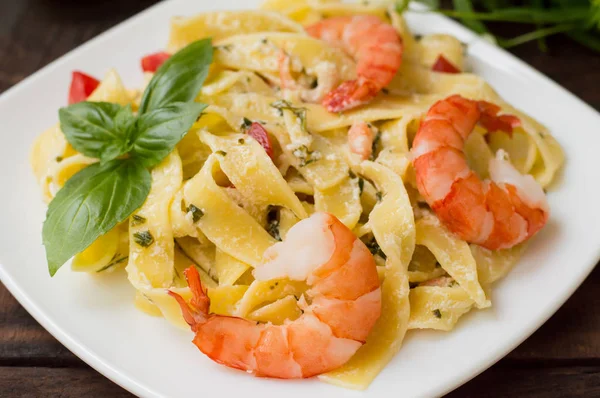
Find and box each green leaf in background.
[568,29,600,52]
[401,0,600,53]
[419,0,440,10]
[131,101,207,168]
[59,101,133,163]
[452,0,489,34]
[138,38,213,114]
[43,159,151,275]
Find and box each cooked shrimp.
[169,212,381,378]
[411,95,548,250]
[306,16,403,113]
[347,121,374,160]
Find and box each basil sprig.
[43,38,213,276]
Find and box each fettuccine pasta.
[30,0,564,390]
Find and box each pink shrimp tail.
[322,80,376,113]
[477,101,521,135]
[168,266,209,327]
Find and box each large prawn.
[305,15,403,113]
[169,212,381,378]
[411,95,549,250]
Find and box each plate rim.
[1,1,599,397]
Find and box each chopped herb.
[261,38,268,44]
[543,188,548,194]
[238,138,245,144]
[414,34,423,41]
[216,44,233,51]
[241,117,252,130]
[267,219,281,241]
[266,206,282,241]
[186,204,204,223]
[376,191,383,202]
[133,230,154,247]
[432,309,442,319]
[384,9,391,19]
[270,100,308,132]
[215,150,227,156]
[538,131,545,139]
[370,131,382,161]
[358,178,365,195]
[55,156,63,162]
[381,88,390,94]
[96,255,128,273]
[348,169,357,179]
[366,238,387,260]
[245,76,251,83]
[292,145,319,167]
[131,214,147,226]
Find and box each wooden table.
[1,1,599,396]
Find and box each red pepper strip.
[68,71,100,105]
[431,55,461,74]
[141,51,171,73]
[246,122,274,160]
[478,101,521,136]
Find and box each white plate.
[1,1,599,397]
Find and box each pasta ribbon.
[199,130,307,219]
[167,10,304,52]
[416,215,490,309]
[320,161,415,389]
[408,286,475,331]
[179,155,277,267]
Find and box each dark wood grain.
[1,1,599,397]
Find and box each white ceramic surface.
[1,1,599,397]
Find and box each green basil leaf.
[59,101,132,163]
[43,159,151,276]
[114,104,136,138]
[130,101,207,168]
[139,38,213,114]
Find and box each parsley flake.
[187,204,204,223]
[131,214,147,226]
[133,230,154,247]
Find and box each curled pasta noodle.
[416,215,490,309]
